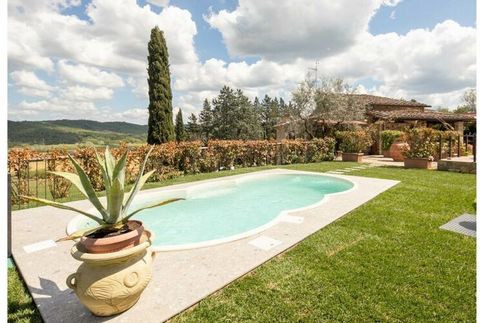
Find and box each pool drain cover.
[440,214,476,237]
[249,236,282,250]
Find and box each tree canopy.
[289,77,365,138]
[454,88,476,113]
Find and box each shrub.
[73,146,104,190]
[336,130,372,153]
[404,128,437,159]
[46,149,73,199]
[305,137,336,162]
[381,130,405,152]
[8,148,39,204]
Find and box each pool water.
[74,174,353,249]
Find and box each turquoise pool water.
[74,174,353,249]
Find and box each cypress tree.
[147,26,174,144]
[199,99,213,142]
[175,108,186,142]
[186,113,201,140]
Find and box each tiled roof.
[350,94,430,107]
[368,110,476,122]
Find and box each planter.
[404,158,434,169]
[80,220,144,254]
[341,152,364,162]
[389,141,409,162]
[383,150,391,158]
[67,230,156,316]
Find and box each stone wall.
[437,160,476,174]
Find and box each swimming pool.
[67,172,354,251]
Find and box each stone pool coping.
[11,169,399,322]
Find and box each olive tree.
[290,77,366,138]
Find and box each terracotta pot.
[389,141,409,162]
[341,152,364,162]
[383,150,391,158]
[80,220,144,254]
[404,158,434,169]
[67,230,155,316]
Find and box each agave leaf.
[123,146,154,212]
[123,170,155,212]
[112,150,127,187]
[122,198,184,222]
[107,177,124,224]
[56,224,105,242]
[67,154,109,221]
[104,146,116,180]
[48,171,87,197]
[20,195,103,224]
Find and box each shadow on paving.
[28,277,115,322]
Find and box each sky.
[7,0,477,124]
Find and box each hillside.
[8,119,148,148]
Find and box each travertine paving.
[12,169,399,322]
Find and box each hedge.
[8,139,336,202]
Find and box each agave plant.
[21,146,182,241]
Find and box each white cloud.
[16,98,98,114]
[10,70,55,91]
[57,60,125,88]
[60,85,114,101]
[8,0,198,73]
[117,108,148,123]
[7,0,475,122]
[10,70,56,97]
[126,77,149,99]
[316,20,476,104]
[17,87,52,98]
[205,0,396,61]
[8,0,199,118]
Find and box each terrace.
[8,161,476,322]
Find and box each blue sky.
[8,0,477,123]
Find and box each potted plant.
[403,128,436,169]
[21,146,183,316]
[381,130,404,159]
[336,130,372,162]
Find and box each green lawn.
[8,162,476,322]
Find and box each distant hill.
[8,119,148,148]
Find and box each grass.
[8,266,42,323]
[8,162,476,322]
